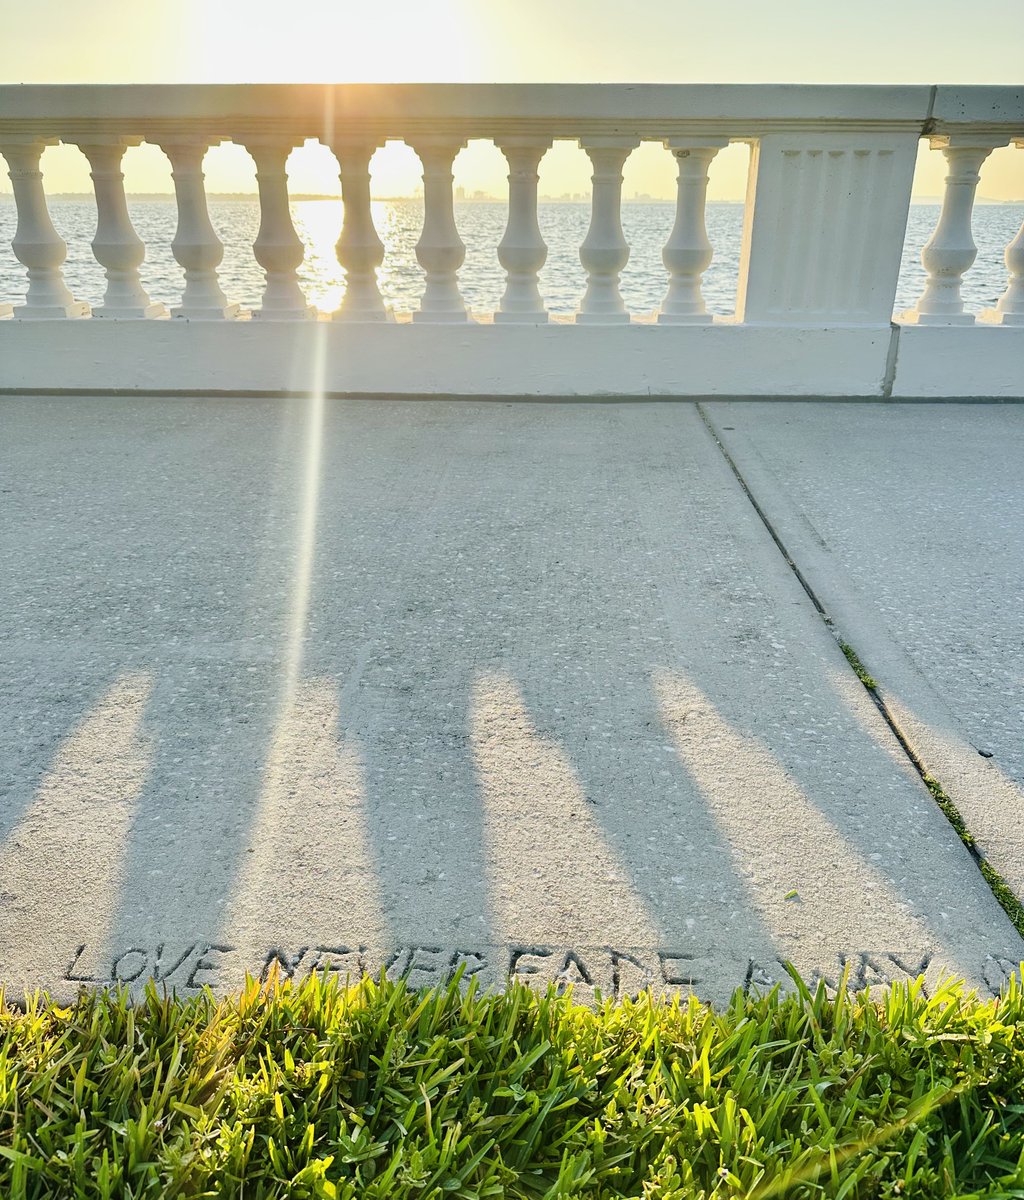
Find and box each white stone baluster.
[243,137,313,319]
[0,138,88,318]
[330,137,390,321]
[409,136,468,322]
[495,136,551,323]
[905,136,1007,325]
[576,137,639,323]
[74,137,167,318]
[993,219,1024,326]
[991,139,1024,326]
[658,138,728,324]
[159,137,239,320]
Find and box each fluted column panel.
[906,137,1007,326]
[243,137,313,320]
[0,138,88,319]
[576,137,639,324]
[658,139,727,324]
[495,137,551,323]
[410,137,468,322]
[160,138,239,320]
[75,137,166,319]
[331,137,390,322]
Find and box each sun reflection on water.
[290,198,433,317]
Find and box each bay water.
[0,198,1019,319]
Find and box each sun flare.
[195,0,482,85]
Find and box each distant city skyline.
[1,0,1022,201]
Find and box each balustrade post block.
[495,136,552,324]
[576,137,639,324]
[905,136,1010,326]
[330,137,391,323]
[243,137,314,320]
[410,136,469,322]
[159,138,239,320]
[74,137,167,319]
[737,131,920,326]
[658,138,728,325]
[989,137,1024,327]
[0,138,89,319]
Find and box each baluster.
[159,137,239,319]
[330,137,390,321]
[905,136,1007,325]
[409,136,468,322]
[658,138,728,324]
[991,140,1024,326]
[73,137,167,318]
[576,137,639,323]
[243,136,313,319]
[992,218,1024,326]
[495,136,551,323]
[0,137,89,318]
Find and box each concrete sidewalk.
[0,396,1021,1003]
[703,401,1024,918]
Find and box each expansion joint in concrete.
[882,324,901,399]
[695,400,1024,939]
[695,403,826,618]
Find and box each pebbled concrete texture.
[704,401,1024,914]
[0,395,1021,1004]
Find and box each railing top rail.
[1,84,1021,142]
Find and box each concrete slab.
[703,401,1024,911]
[1,396,1021,1004]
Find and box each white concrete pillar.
[905,137,1008,326]
[576,137,639,324]
[992,139,1024,326]
[737,131,920,325]
[159,138,239,320]
[0,138,88,319]
[409,136,468,322]
[75,137,167,319]
[243,137,314,320]
[658,139,728,324]
[330,137,390,322]
[495,136,551,323]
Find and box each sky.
[1,0,1022,201]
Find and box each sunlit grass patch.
[2,968,1024,1198]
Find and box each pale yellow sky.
[2,0,1022,201]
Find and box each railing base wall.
[888,326,1024,399]
[0,323,1020,400]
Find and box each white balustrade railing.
[0,84,1021,397]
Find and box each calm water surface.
[0,199,1020,318]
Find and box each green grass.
[4,970,1024,1198]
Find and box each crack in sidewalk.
[695,401,1024,941]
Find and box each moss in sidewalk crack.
[837,632,1024,942]
[838,639,878,690]
[923,771,1024,939]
